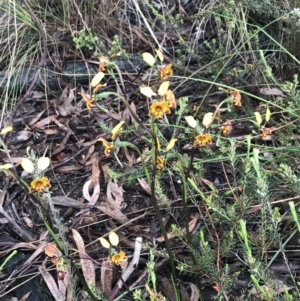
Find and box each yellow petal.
[158,81,170,96]
[78,92,93,102]
[166,138,177,151]
[140,86,156,98]
[254,112,262,126]
[93,83,107,94]
[0,126,13,135]
[266,107,271,122]
[91,72,105,87]
[156,138,161,151]
[142,52,156,66]
[108,231,119,246]
[37,157,50,171]
[0,163,13,170]
[21,158,34,173]
[99,237,110,249]
[111,121,125,141]
[185,116,198,128]
[202,112,214,128]
[98,138,110,148]
[155,49,164,62]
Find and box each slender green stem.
[149,120,180,301]
[0,250,17,271]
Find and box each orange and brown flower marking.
[194,133,212,147]
[261,128,274,140]
[230,90,242,107]
[149,101,171,119]
[220,120,232,136]
[164,90,177,109]
[156,156,165,170]
[29,177,51,193]
[78,93,95,110]
[99,56,109,72]
[98,138,114,156]
[159,64,173,80]
[111,251,127,266]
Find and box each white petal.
[91,72,105,87]
[155,49,164,62]
[158,81,170,96]
[184,116,198,128]
[108,231,119,246]
[142,52,156,66]
[202,112,214,128]
[266,107,271,122]
[21,158,34,173]
[37,157,50,171]
[99,237,110,249]
[254,112,262,126]
[140,86,156,97]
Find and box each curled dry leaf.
[72,229,95,288]
[84,145,95,162]
[101,260,113,298]
[160,277,176,300]
[0,242,37,257]
[31,115,57,128]
[123,146,134,168]
[39,265,65,301]
[83,154,101,206]
[58,271,68,300]
[137,178,152,195]
[29,109,45,126]
[50,196,86,208]
[188,282,200,301]
[95,204,128,224]
[83,180,100,205]
[106,179,124,209]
